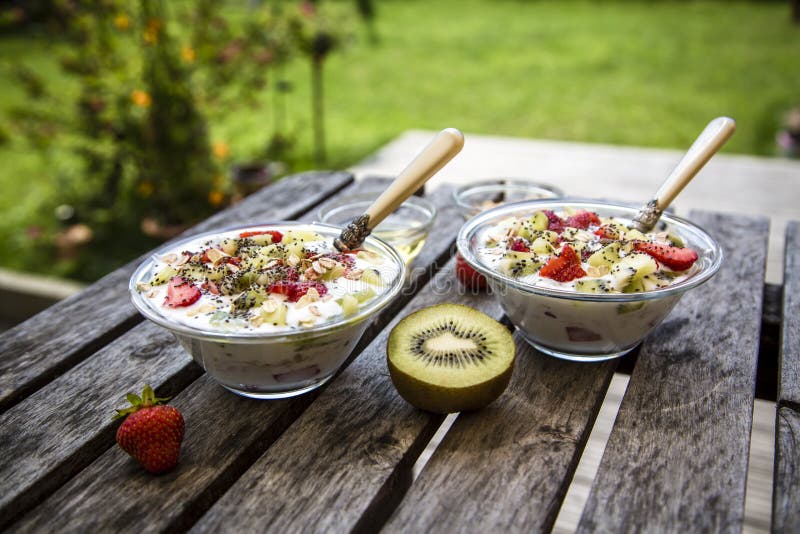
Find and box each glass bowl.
[318,192,436,265]
[129,222,406,398]
[456,199,723,361]
[453,179,564,219]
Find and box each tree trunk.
[311,59,326,166]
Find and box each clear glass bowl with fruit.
[129,222,405,398]
[456,199,723,361]
[453,178,564,219]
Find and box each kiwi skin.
[386,304,516,414]
[387,359,514,414]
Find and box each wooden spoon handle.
[633,117,735,232]
[334,128,464,251]
[365,128,464,228]
[654,116,736,211]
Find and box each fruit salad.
[130,224,404,398]
[135,226,393,333]
[476,208,700,294]
[458,201,721,361]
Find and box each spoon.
[632,116,736,232]
[334,128,465,251]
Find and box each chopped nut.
[304,267,320,281]
[261,299,278,313]
[250,315,265,327]
[265,259,280,269]
[287,253,301,267]
[306,287,321,301]
[206,248,226,264]
[137,282,152,292]
[345,269,363,280]
[312,260,326,274]
[161,253,178,264]
[309,305,321,316]
[318,257,336,269]
[226,263,240,273]
[587,265,610,277]
[299,317,317,327]
[175,253,191,266]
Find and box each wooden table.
[1,171,798,532]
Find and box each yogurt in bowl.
[456,200,723,361]
[129,222,405,398]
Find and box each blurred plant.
[182,0,298,163]
[7,0,221,280]
[777,107,800,158]
[289,1,355,165]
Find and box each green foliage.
[1,0,799,282]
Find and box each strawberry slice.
[238,230,284,243]
[565,210,601,229]
[634,241,698,271]
[164,277,201,308]
[509,238,530,253]
[268,281,327,302]
[543,210,565,232]
[594,225,619,240]
[455,253,487,290]
[201,280,220,295]
[539,244,586,282]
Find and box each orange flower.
[212,141,230,160]
[138,181,155,197]
[113,14,130,30]
[208,190,225,206]
[143,18,163,44]
[131,90,151,108]
[181,45,196,64]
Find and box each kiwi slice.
[387,304,515,414]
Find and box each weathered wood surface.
[578,211,769,533]
[383,340,616,533]
[190,259,504,533]
[6,180,464,533]
[0,322,198,529]
[0,171,353,412]
[773,220,800,533]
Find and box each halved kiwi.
[387,303,516,414]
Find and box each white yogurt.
[472,208,700,359]
[130,224,402,397]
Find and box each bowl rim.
[453,178,564,213]
[129,221,406,343]
[317,192,437,228]
[456,198,724,302]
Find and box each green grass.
[1,0,799,280]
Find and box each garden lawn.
[1,0,799,280]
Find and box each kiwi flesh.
[387,303,515,414]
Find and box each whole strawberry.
[455,253,488,291]
[114,385,185,474]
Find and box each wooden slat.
[0,322,199,529]
[773,220,800,532]
[189,259,504,533]
[578,212,769,533]
[0,171,353,412]
[7,182,464,532]
[383,339,616,532]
